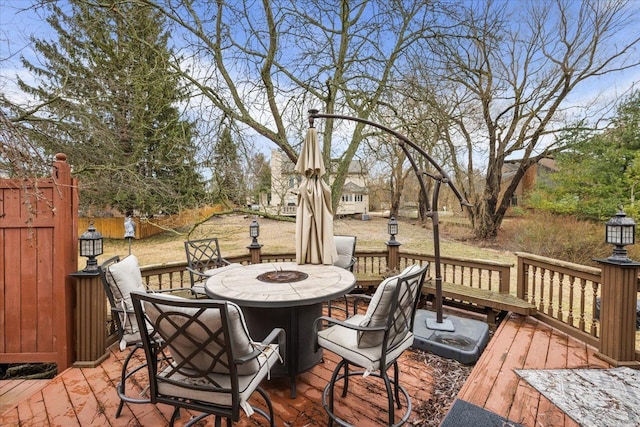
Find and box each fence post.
[52,153,78,371]
[595,259,640,367]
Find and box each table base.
[241,303,323,398]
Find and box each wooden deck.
[1,314,611,426]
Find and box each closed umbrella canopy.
[295,126,337,265]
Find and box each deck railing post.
[386,240,401,273]
[69,270,109,367]
[248,242,263,264]
[594,259,640,367]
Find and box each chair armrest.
[185,266,208,279]
[235,327,286,365]
[313,315,386,334]
[152,287,193,294]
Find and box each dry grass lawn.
[100,213,516,267]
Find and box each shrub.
[497,211,611,265]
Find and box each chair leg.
[324,358,347,427]
[322,362,413,427]
[169,407,180,427]
[256,385,276,427]
[341,361,350,398]
[382,369,395,425]
[393,361,402,409]
[115,343,151,417]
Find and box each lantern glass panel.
[606,225,622,245]
[249,221,259,238]
[622,226,635,245]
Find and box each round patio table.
[205,261,355,398]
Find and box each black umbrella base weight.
[412,310,489,365]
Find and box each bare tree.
[125,0,449,213]
[414,0,640,239]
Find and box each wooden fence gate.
[0,153,78,371]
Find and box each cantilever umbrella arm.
[308,109,472,325]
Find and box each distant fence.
[78,205,227,239]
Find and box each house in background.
[501,157,558,207]
[268,149,369,216]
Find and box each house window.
[355,194,363,202]
[341,194,353,202]
[288,176,300,188]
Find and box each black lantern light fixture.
[249,218,260,248]
[79,223,103,271]
[387,215,399,245]
[605,207,636,262]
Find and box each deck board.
[1,313,613,427]
[459,314,612,427]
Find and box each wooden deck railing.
[88,248,639,366]
[516,252,602,348]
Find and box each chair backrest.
[131,292,259,416]
[333,235,357,271]
[357,263,429,354]
[184,238,226,275]
[99,255,147,344]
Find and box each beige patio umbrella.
[295,125,338,265]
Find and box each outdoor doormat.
[440,399,523,427]
[515,367,640,427]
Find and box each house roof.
[342,181,367,194]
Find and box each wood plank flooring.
[457,313,611,427]
[1,313,613,426]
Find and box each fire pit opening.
[257,270,309,283]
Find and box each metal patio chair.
[328,235,358,317]
[98,255,191,418]
[314,263,428,427]
[131,291,285,426]
[184,237,236,297]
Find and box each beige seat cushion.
[333,236,355,270]
[357,264,422,348]
[317,314,414,372]
[144,297,262,375]
[106,255,146,345]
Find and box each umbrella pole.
[307,110,469,331]
[425,178,454,331]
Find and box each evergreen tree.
[12,1,204,215]
[530,90,640,219]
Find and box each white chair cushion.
[333,236,355,270]
[357,275,399,348]
[144,298,262,375]
[317,314,414,372]
[157,342,280,415]
[106,255,146,345]
[357,264,423,348]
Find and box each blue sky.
[2,0,639,163]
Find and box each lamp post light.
[248,218,262,264]
[386,215,401,273]
[79,223,103,271]
[249,218,260,248]
[605,208,636,263]
[594,206,640,366]
[387,215,400,246]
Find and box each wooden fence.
[78,205,227,239]
[0,154,78,371]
